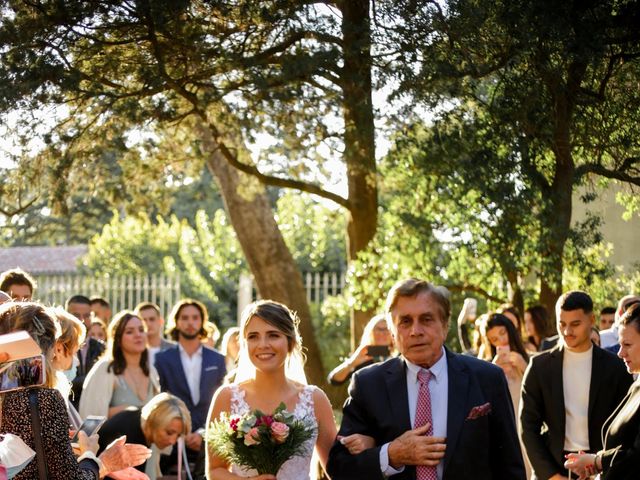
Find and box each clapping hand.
[98,436,152,477]
[564,452,597,480]
[388,423,446,468]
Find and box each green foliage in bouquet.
[207,402,315,475]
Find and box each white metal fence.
[33,274,181,316]
[302,271,346,303]
[33,271,344,321]
[237,271,347,321]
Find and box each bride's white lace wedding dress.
[229,384,319,480]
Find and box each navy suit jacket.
[327,348,526,480]
[154,345,226,431]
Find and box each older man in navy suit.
[155,298,225,478]
[327,278,525,480]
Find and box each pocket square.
[204,366,219,371]
[466,402,492,420]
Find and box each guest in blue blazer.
[154,298,226,477]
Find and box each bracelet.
[594,452,602,473]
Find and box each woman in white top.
[206,300,337,480]
[80,310,160,419]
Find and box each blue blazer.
[327,348,526,480]
[154,345,226,431]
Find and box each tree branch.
[445,283,506,304]
[575,160,640,186]
[138,2,351,210]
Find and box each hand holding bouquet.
[207,402,315,475]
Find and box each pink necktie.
[415,369,438,480]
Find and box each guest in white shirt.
[154,299,226,477]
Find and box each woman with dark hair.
[480,312,531,478]
[480,313,529,409]
[0,302,151,479]
[80,310,160,419]
[524,305,551,352]
[566,302,640,479]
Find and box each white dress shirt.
[178,343,203,405]
[380,347,449,479]
[599,325,619,349]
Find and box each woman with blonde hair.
[0,301,151,479]
[97,392,192,479]
[327,313,394,385]
[80,310,160,419]
[220,327,240,370]
[49,307,86,429]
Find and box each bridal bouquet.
[207,402,315,475]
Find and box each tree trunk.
[538,183,572,320]
[539,152,574,319]
[538,60,584,321]
[198,128,326,388]
[340,0,378,349]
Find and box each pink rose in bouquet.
[270,422,290,444]
[244,427,261,446]
[207,402,314,475]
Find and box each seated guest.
[565,303,640,479]
[97,393,191,480]
[0,302,151,480]
[80,310,160,419]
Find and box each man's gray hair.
[384,278,451,324]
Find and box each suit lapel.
[384,358,411,434]
[588,346,602,421]
[550,347,565,434]
[198,348,213,406]
[443,350,469,472]
[171,348,193,404]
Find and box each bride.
[206,300,337,480]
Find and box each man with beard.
[154,298,226,479]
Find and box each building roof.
[0,245,87,274]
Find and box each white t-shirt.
[563,346,593,451]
